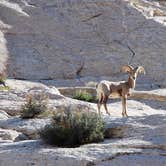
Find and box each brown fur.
[96,65,145,117]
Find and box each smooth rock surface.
[0,101,166,166]
[0,80,166,166]
[0,118,51,139]
[0,0,165,84]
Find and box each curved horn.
[135,66,145,74]
[121,65,134,73]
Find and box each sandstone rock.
[0,110,9,120]
[0,80,166,165]
[0,99,166,166]
[58,86,166,102]
[0,89,24,116]
[132,89,166,101]
[6,79,48,92]
[0,117,50,139]
[0,128,26,141]
[0,0,165,84]
[58,87,97,98]
[0,80,97,116]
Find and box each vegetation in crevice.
[40,110,105,147]
[73,91,97,103]
[20,93,52,119]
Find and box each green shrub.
[20,93,48,119]
[40,110,105,147]
[73,91,96,103]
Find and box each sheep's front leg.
[97,93,103,115]
[0,81,6,87]
[97,102,101,115]
[121,96,128,117]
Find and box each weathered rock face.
[0,79,166,165]
[0,79,96,116]
[0,118,51,139]
[0,0,165,83]
[0,128,26,142]
[0,110,9,120]
[0,99,166,166]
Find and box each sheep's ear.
[135,66,145,74]
[120,65,133,73]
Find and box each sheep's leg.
[103,96,110,115]
[2,82,6,87]
[0,81,6,87]
[122,96,128,117]
[97,102,101,115]
[97,93,103,115]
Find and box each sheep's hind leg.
[97,94,103,115]
[97,102,102,115]
[103,96,110,115]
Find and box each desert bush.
[73,91,96,103]
[40,110,105,147]
[20,93,49,119]
[0,72,7,87]
[0,72,10,91]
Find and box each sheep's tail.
[96,83,105,103]
[96,83,102,101]
[95,83,99,100]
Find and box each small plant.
[73,91,96,102]
[0,72,7,87]
[20,93,49,119]
[40,110,105,147]
[0,72,9,91]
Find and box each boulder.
[0,128,27,141]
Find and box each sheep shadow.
[105,113,166,145]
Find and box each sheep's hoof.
[122,113,128,117]
[107,112,111,116]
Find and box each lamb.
[96,65,145,117]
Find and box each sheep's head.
[121,65,145,80]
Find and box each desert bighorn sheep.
[96,65,145,117]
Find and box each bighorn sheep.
[96,65,145,117]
